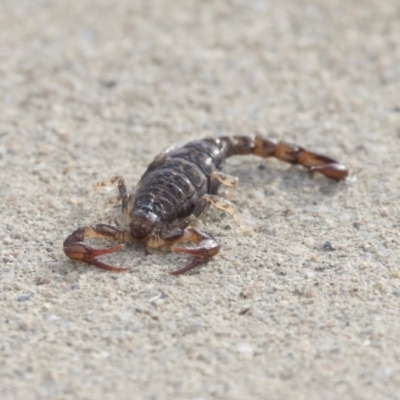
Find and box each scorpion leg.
[96,176,134,214]
[210,171,239,198]
[175,214,202,230]
[211,171,238,187]
[63,224,131,272]
[192,194,246,229]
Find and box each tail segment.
[220,136,348,181]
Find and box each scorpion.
[63,136,348,275]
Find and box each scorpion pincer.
[63,136,348,275]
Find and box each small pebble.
[240,286,255,299]
[36,276,52,285]
[237,343,254,359]
[19,318,33,331]
[304,290,314,298]
[42,290,55,298]
[391,271,400,279]
[239,307,251,315]
[380,209,389,217]
[17,294,31,302]
[323,241,336,251]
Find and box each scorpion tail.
[220,136,348,181]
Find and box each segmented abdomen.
[133,138,228,223]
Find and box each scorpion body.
[64,136,348,275]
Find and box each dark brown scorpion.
[63,136,348,275]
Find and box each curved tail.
[220,135,348,181]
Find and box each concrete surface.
[1,0,399,399]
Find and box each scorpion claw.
[169,232,220,275]
[63,225,130,272]
[168,257,207,276]
[64,242,129,272]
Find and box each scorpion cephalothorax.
[63,136,348,275]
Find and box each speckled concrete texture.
[1,1,400,399]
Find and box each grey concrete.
[1,1,399,399]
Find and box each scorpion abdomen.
[133,140,222,223]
